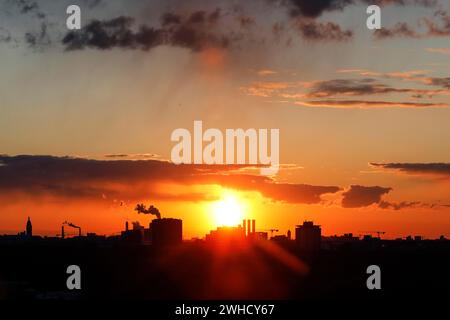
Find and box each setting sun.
[212,192,245,227]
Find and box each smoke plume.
[63,221,80,229]
[135,203,161,219]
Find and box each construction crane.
[262,229,279,237]
[359,231,386,238]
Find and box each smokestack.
[63,221,81,237]
[242,219,246,236]
[252,219,255,234]
[126,221,129,231]
[61,226,65,239]
[247,220,251,235]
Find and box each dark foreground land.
[0,237,449,301]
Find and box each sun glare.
[212,192,245,227]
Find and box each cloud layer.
[281,0,437,18]
[62,10,232,52]
[371,162,450,177]
[342,185,392,208]
[0,155,441,211]
[0,155,340,204]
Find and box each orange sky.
[1,1,450,239]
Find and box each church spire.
[26,217,32,237]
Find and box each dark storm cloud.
[62,9,233,52]
[60,0,439,52]
[341,185,392,208]
[0,155,340,204]
[62,16,164,51]
[297,21,353,41]
[5,0,442,52]
[370,163,450,177]
[279,0,436,18]
[284,0,353,18]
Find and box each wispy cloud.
[370,162,450,177]
[296,100,450,108]
[426,48,450,55]
[296,20,353,42]
[374,8,450,39]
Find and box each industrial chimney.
[242,219,256,236]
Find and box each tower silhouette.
[26,217,32,237]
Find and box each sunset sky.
[1,0,450,239]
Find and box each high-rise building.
[295,221,321,251]
[26,217,32,237]
[150,218,182,246]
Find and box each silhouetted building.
[287,230,291,240]
[295,221,321,251]
[322,233,360,250]
[272,235,289,242]
[248,231,268,241]
[150,218,182,246]
[26,217,32,237]
[121,221,145,244]
[143,227,152,244]
[206,226,245,243]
